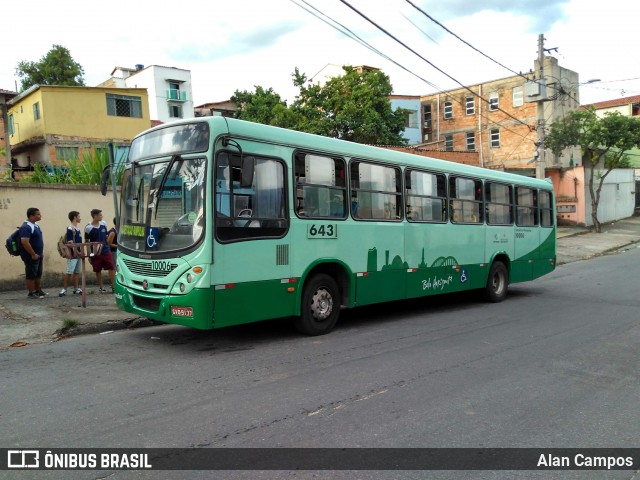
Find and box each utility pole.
[535,33,546,180]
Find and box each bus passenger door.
[212,153,294,327]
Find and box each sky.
[2,0,639,107]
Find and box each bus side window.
[294,152,347,219]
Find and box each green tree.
[231,67,408,145]
[292,66,408,145]
[545,107,640,232]
[15,45,85,92]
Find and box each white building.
[99,65,194,123]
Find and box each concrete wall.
[0,183,117,291]
[585,168,636,225]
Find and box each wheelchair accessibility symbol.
[146,227,159,250]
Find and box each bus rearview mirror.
[100,165,111,196]
[241,156,255,188]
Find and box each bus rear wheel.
[484,261,508,303]
[294,274,340,335]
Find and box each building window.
[443,101,453,119]
[490,129,500,148]
[55,147,79,161]
[465,96,475,115]
[422,104,432,130]
[404,110,418,128]
[8,114,14,135]
[489,92,499,111]
[444,135,453,151]
[466,132,475,151]
[106,94,142,118]
[33,102,41,121]
[512,86,524,107]
[169,104,183,118]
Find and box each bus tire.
[294,274,340,335]
[484,261,508,303]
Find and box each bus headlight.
[179,283,186,293]
[187,273,193,283]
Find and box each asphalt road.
[2,247,640,480]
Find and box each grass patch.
[61,318,79,331]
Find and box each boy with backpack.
[85,208,115,293]
[59,211,83,297]
[19,207,46,299]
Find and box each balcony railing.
[166,90,187,102]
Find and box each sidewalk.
[1,216,639,350]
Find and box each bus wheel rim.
[492,271,504,295]
[311,288,333,321]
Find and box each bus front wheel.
[484,261,508,303]
[294,274,340,335]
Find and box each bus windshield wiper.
[154,154,182,219]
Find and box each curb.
[55,317,161,339]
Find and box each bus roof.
[140,116,553,190]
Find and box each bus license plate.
[171,306,193,317]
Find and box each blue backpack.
[5,227,22,256]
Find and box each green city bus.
[106,117,556,335]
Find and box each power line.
[337,0,535,134]
[404,0,531,83]
[290,0,441,91]
[292,0,534,143]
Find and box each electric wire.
[290,0,442,91]
[292,0,535,148]
[405,0,531,83]
[337,0,535,134]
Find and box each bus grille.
[276,244,289,265]
[123,259,178,277]
[132,294,161,311]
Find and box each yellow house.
[7,85,150,172]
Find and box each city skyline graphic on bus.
[366,247,459,272]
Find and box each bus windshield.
[119,156,207,253]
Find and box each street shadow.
[124,286,538,354]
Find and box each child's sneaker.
[99,287,108,293]
[28,291,45,299]
[36,289,48,297]
[59,289,67,297]
[73,288,82,294]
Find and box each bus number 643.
[308,224,337,239]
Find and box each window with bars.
[106,94,142,118]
